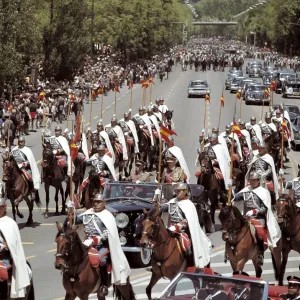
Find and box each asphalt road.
[5,61,300,300]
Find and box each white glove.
[246,210,254,217]
[67,201,75,209]
[53,150,58,155]
[278,169,284,176]
[83,238,93,247]
[136,180,141,184]
[87,127,91,131]
[64,128,69,133]
[227,179,232,187]
[168,225,176,232]
[154,189,162,196]
[296,202,300,208]
[18,163,23,168]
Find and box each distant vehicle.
[187,80,210,98]
[230,76,246,93]
[246,61,262,74]
[244,84,270,105]
[273,104,300,123]
[225,71,243,89]
[274,71,297,93]
[249,64,263,78]
[292,115,300,150]
[282,81,300,98]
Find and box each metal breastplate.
[83,214,106,236]
[11,149,27,163]
[168,201,185,223]
[91,157,108,172]
[206,146,217,160]
[253,158,268,172]
[243,191,262,212]
[261,124,272,135]
[293,180,300,198]
[50,137,62,150]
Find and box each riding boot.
[41,168,44,184]
[257,238,264,266]
[98,265,109,296]
[64,167,69,182]
[185,247,194,267]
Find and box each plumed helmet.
[18,136,25,143]
[97,144,106,151]
[111,117,118,123]
[159,97,164,101]
[251,137,260,144]
[124,112,129,118]
[250,116,256,121]
[276,109,281,115]
[166,152,176,162]
[212,126,219,133]
[139,106,144,111]
[265,112,272,118]
[258,142,267,148]
[249,171,261,180]
[239,120,245,126]
[97,122,103,127]
[92,193,105,201]
[211,133,218,140]
[55,125,62,131]
[0,198,6,206]
[173,182,188,190]
[225,124,231,130]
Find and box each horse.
[276,194,300,285]
[42,146,66,217]
[139,207,188,300]
[2,156,41,225]
[55,223,136,300]
[196,152,223,225]
[164,110,173,130]
[0,262,35,300]
[219,205,282,283]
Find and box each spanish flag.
[39,91,45,100]
[129,80,133,88]
[91,90,96,99]
[148,77,155,85]
[236,91,241,100]
[114,84,120,93]
[160,125,177,146]
[205,94,210,103]
[70,139,79,160]
[232,121,244,137]
[282,120,291,138]
[264,88,269,98]
[220,94,224,107]
[271,80,276,91]
[97,88,103,95]
[70,94,76,101]
[7,103,13,111]
[141,80,149,89]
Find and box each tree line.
[0,0,192,88]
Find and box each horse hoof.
[60,210,66,215]
[54,212,60,216]
[26,219,33,226]
[17,213,24,219]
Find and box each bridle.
[55,232,73,263]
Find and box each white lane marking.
[93,116,98,120]
[106,105,111,109]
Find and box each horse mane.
[219,205,245,226]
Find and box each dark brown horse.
[2,157,41,224]
[42,146,66,217]
[0,262,35,300]
[55,223,136,300]
[139,207,187,300]
[197,152,222,225]
[164,110,173,130]
[219,205,282,283]
[276,195,300,285]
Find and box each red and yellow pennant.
[129,80,133,89]
[141,80,149,89]
[270,80,276,91]
[160,125,177,146]
[236,91,241,100]
[282,120,291,138]
[220,94,225,107]
[114,84,120,93]
[70,94,76,101]
[205,94,210,103]
[91,90,96,99]
[7,103,13,112]
[70,139,79,160]
[97,87,103,95]
[39,91,45,100]
[148,77,155,85]
[232,121,244,137]
[264,88,269,98]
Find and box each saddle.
[142,128,151,137]
[56,155,67,167]
[20,169,32,181]
[88,247,111,269]
[249,219,268,246]
[125,136,134,146]
[114,143,123,155]
[0,260,11,281]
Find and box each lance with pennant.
[218,91,224,129]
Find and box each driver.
[280,276,300,299]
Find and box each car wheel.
[129,248,152,268]
[282,93,287,98]
[245,101,249,105]
[188,95,190,98]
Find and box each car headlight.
[287,88,293,93]
[119,236,127,246]
[115,213,129,228]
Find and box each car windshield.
[159,273,267,299]
[103,183,157,200]
[251,64,262,68]
[249,85,265,91]
[190,81,207,87]
[281,73,296,80]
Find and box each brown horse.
[55,222,136,300]
[42,146,66,217]
[2,157,41,224]
[197,152,223,225]
[276,195,300,285]
[0,262,35,300]
[139,207,187,300]
[219,205,282,283]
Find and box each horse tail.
[34,190,42,208]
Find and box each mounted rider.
[154,183,212,267]
[9,137,40,200]
[0,198,31,298]
[238,120,252,151]
[81,144,117,191]
[67,193,130,297]
[158,97,168,114]
[152,104,163,123]
[285,176,300,211]
[246,142,280,201]
[161,146,190,184]
[105,117,128,161]
[147,106,161,141]
[92,121,114,162]
[47,125,72,180]
[131,159,151,183]
[280,276,300,300]
[246,116,263,143]
[246,137,260,167]
[232,171,281,265]
[136,106,155,147]
[123,112,139,154]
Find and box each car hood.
[106,197,155,213]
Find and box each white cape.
[246,153,279,200]
[125,120,139,154]
[159,104,168,114]
[212,143,230,190]
[162,199,212,267]
[283,110,294,141]
[219,132,243,162]
[12,146,40,190]
[90,153,117,181]
[153,111,163,122]
[81,132,89,158]
[168,146,191,183]
[93,130,115,162]
[140,114,154,146]
[105,125,128,160]
[241,129,252,150]
[149,115,161,140]
[246,123,263,143]
[233,186,281,247]
[0,216,30,298]
[81,209,130,284]
[54,135,74,176]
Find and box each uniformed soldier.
[132,160,151,183]
[161,152,185,184]
[280,276,300,299]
